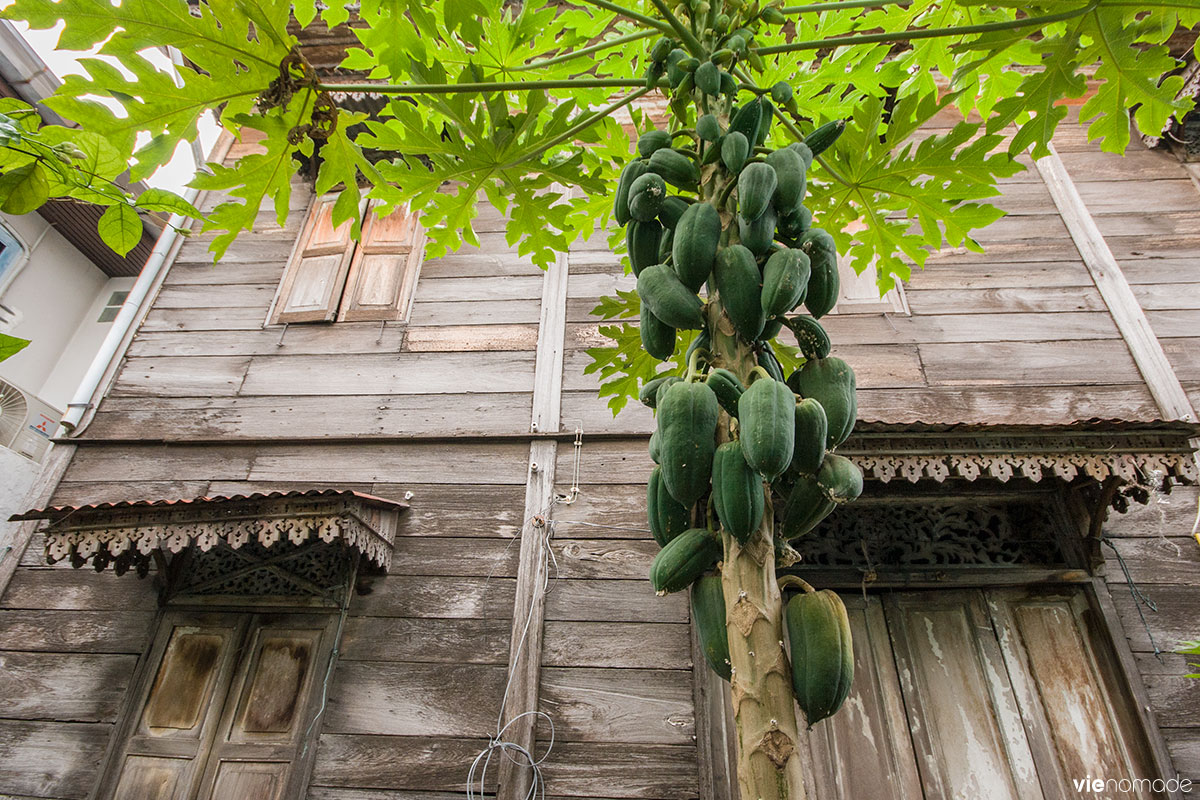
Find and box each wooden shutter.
[271,195,360,324]
[195,614,333,800]
[100,612,338,800]
[103,612,247,800]
[336,200,424,322]
[798,594,923,800]
[987,590,1160,799]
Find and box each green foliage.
[2,0,1196,406]
[1181,640,1200,679]
[0,333,30,363]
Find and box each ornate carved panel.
[794,500,1066,569]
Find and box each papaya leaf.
[0,333,30,363]
[0,163,50,215]
[135,188,204,220]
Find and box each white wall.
[0,446,38,558]
[0,211,116,411]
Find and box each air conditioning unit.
[0,379,60,464]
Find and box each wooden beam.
[499,243,569,800]
[1035,144,1197,422]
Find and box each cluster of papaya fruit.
[613,9,862,727]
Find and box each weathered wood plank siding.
[1103,486,1200,783]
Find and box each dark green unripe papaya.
[648,465,691,547]
[761,6,786,24]
[737,376,795,480]
[737,162,777,221]
[678,56,700,73]
[649,429,661,463]
[817,453,863,503]
[789,140,814,169]
[729,99,762,147]
[640,374,681,409]
[786,589,854,726]
[650,37,673,62]
[778,204,812,241]
[713,244,765,341]
[766,146,807,212]
[665,48,689,88]
[672,202,721,293]
[787,356,856,448]
[658,227,674,263]
[638,264,704,330]
[640,303,676,360]
[761,247,811,316]
[779,473,835,538]
[800,228,839,318]
[691,576,731,680]
[627,218,664,276]
[719,69,737,96]
[629,172,667,222]
[638,129,672,158]
[721,131,750,173]
[770,80,793,104]
[756,98,774,145]
[650,527,721,594]
[712,441,764,542]
[702,135,724,166]
[695,60,721,95]
[714,13,731,32]
[792,398,828,475]
[649,148,700,190]
[658,195,691,230]
[645,60,666,90]
[805,119,846,158]
[761,317,784,341]
[738,205,777,257]
[614,160,651,226]
[705,368,745,418]
[758,341,786,383]
[657,381,720,506]
[697,114,721,142]
[784,314,830,360]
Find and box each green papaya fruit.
[737,375,795,480]
[627,218,664,276]
[817,453,863,503]
[629,172,667,222]
[805,119,845,158]
[658,195,691,230]
[721,131,749,173]
[738,162,777,221]
[695,60,721,95]
[784,314,830,360]
[800,228,838,318]
[614,160,651,226]
[786,589,854,726]
[672,202,721,293]
[705,367,745,418]
[792,398,828,475]
[738,205,777,257]
[638,129,673,158]
[712,441,764,542]
[697,114,721,142]
[779,473,835,538]
[641,303,677,360]
[650,527,721,594]
[692,576,731,680]
[657,381,720,506]
[786,356,856,448]
[648,465,691,547]
[713,244,765,341]
[638,264,704,330]
[649,148,700,190]
[761,247,811,316]
[766,146,807,212]
[639,375,680,409]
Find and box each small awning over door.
[10,489,408,575]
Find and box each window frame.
[266,192,425,326]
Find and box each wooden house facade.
[3,38,1200,799]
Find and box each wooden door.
[794,588,1164,800]
[100,611,336,800]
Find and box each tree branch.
[781,0,909,14]
[754,2,1099,55]
[568,0,676,35]
[646,0,706,55]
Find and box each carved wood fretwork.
[793,500,1066,569]
[33,494,402,575]
[843,428,1198,491]
[166,538,355,601]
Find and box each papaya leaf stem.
[646,0,707,55]
[778,575,816,593]
[780,0,909,14]
[569,0,677,35]
[753,1,1099,55]
[508,29,658,72]
[498,86,653,170]
[317,78,659,94]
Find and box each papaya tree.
[2,1,1197,798]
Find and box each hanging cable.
[1101,536,1162,660]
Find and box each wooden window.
[97,610,339,800]
[797,588,1162,800]
[270,195,424,324]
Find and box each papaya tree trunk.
[709,305,807,800]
